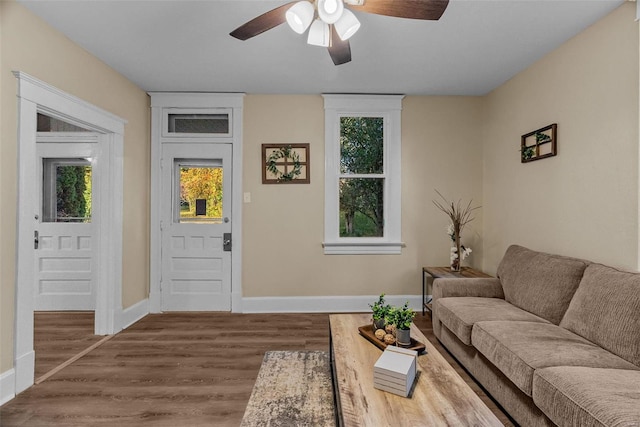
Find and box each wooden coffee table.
[329,314,503,426]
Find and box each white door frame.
[148,93,244,313]
[13,72,126,393]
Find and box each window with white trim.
[323,95,403,255]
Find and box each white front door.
[35,140,99,310]
[160,143,232,311]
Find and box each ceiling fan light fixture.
[317,0,344,24]
[307,19,330,47]
[285,1,314,34]
[334,9,360,40]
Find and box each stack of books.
[373,346,418,397]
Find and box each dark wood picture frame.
[262,143,310,184]
[521,123,557,163]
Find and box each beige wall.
[482,3,639,274]
[242,95,484,297]
[0,2,150,373]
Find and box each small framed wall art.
[521,123,557,163]
[262,143,310,184]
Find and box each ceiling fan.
[230,0,449,66]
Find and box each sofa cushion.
[560,263,640,367]
[435,297,549,346]
[533,367,640,427]
[497,245,589,324]
[472,321,639,397]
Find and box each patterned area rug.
[241,350,336,427]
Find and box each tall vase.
[450,233,461,272]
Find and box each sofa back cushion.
[497,245,589,324]
[560,263,640,367]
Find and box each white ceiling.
[18,0,625,95]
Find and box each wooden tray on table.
[358,324,426,354]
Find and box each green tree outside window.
[339,117,384,237]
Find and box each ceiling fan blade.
[328,25,352,65]
[349,0,449,20]
[230,1,297,41]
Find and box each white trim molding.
[148,92,245,313]
[0,369,16,406]
[12,72,125,134]
[322,94,404,255]
[118,299,150,330]
[242,294,422,314]
[14,350,34,396]
[13,71,126,394]
[321,242,406,255]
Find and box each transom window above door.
[163,108,232,138]
[37,113,91,132]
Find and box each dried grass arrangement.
[433,190,481,271]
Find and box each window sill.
[322,241,404,255]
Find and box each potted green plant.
[388,302,415,347]
[369,293,390,330]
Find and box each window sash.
[339,115,384,175]
[339,177,385,238]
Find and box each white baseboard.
[149,292,162,314]
[14,350,34,395]
[232,292,243,313]
[0,369,16,406]
[241,294,422,314]
[119,298,149,330]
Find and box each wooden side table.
[422,266,492,315]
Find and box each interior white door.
[35,141,99,310]
[161,143,232,311]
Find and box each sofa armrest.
[433,277,504,301]
[431,278,505,339]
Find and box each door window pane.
[42,159,92,223]
[339,178,384,237]
[168,114,229,134]
[177,162,224,223]
[340,117,383,174]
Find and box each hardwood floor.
[34,312,101,379]
[1,312,514,426]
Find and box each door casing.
[149,92,244,313]
[13,72,126,394]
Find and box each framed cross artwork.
[262,143,310,184]
[521,124,557,163]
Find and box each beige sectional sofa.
[432,245,640,427]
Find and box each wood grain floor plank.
[34,312,102,379]
[1,312,513,427]
[34,336,115,385]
